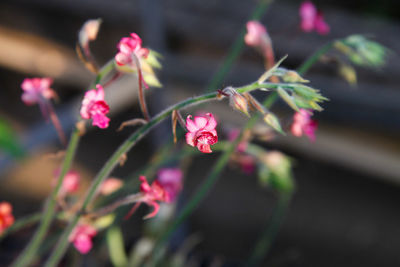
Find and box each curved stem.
[43,81,286,267]
[11,128,80,267]
[297,42,334,75]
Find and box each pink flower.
[157,168,183,202]
[21,78,56,105]
[69,224,97,254]
[0,202,14,235]
[299,1,329,35]
[100,178,123,195]
[115,33,149,67]
[244,21,267,47]
[53,170,80,195]
[291,109,318,142]
[185,113,218,153]
[21,78,56,118]
[126,176,170,219]
[80,84,110,129]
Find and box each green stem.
[206,0,274,92]
[0,213,41,242]
[297,42,334,75]
[149,93,278,266]
[43,81,283,267]
[11,129,80,267]
[246,193,292,266]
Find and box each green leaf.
[277,87,299,112]
[257,55,288,83]
[106,226,128,267]
[263,113,285,135]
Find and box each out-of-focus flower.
[115,33,149,68]
[80,84,110,129]
[299,1,329,35]
[21,78,56,118]
[69,224,97,254]
[79,19,101,48]
[244,21,267,47]
[291,109,318,141]
[259,151,294,193]
[126,176,170,220]
[157,168,183,202]
[53,169,80,195]
[100,178,123,195]
[185,113,218,153]
[0,202,14,235]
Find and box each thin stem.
[297,42,334,75]
[0,213,41,242]
[11,128,80,267]
[133,55,151,121]
[47,102,67,147]
[43,82,283,267]
[206,0,275,92]
[246,193,292,266]
[149,93,278,266]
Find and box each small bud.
[76,121,86,136]
[282,70,309,83]
[263,113,284,134]
[260,151,294,193]
[119,153,127,166]
[338,64,357,86]
[222,87,250,116]
[277,87,299,112]
[79,19,101,47]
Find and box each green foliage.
[0,118,24,158]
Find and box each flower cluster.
[0,202,14,235]
[185,113,218,153]
[21,78,56,118]
[299,1,330,35]
[80,84,110,129]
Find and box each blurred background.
[0,0,399,266]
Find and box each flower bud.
[222,87,250,116]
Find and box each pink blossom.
[299,1,329,35]
[0,202,14,235]
[185,113,218,153]
[115,33,149,67]
[21,78,56,105]
[291,109,318,142]
[69,224,97,254]
[80,84,110,129]
[21,78,56,118]
[53,169,80,195]
[157,168,183,202]
[244,21,267,47]
[100,178,123,195]
[238,154,256,174]
[126,176,170,219]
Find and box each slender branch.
[43,81,286,267]
[132,55,151,121]
[11,128,80,267]
[297,42,334,75]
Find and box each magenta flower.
[299,1,330,35]
[53,169,80,195]
[244,21,267,47]
[21,78,56,117]
[157,168,183,202]
[69,224,97,254]
[80,84,110,129]
[291,109,318,142]
[100,178,123,195]
[185,113,218,153]
[126,176,170,220]
[115,33,149,67]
